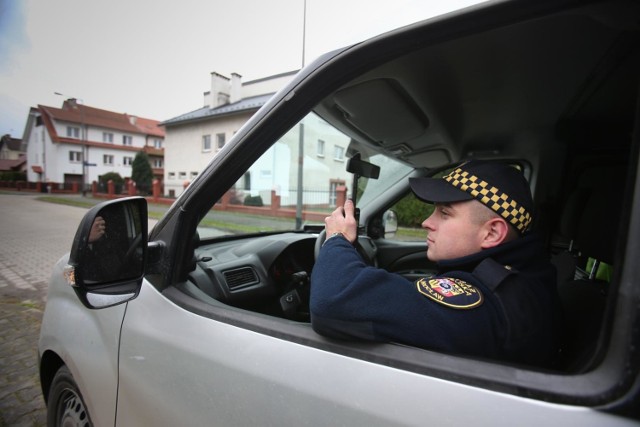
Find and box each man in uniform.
[310,160,559,366]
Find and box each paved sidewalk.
[0,301,46,426]
[0,193,160,426]
[0,193,89,426]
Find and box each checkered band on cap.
[444,167,532,233]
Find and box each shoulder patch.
[416,277,483,309]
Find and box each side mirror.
[383,210,398,238]
[65,197,148,309]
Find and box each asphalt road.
[0,193,158,426]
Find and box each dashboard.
[188,233,318,318]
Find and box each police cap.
[409,160,534,234]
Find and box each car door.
[118,0,640,424]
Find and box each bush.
[0,171,26,181]
[99,172,124,193]
[244,195,264,207]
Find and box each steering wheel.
[313,229,327,260]
[314,229,378,266]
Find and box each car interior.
[154,0,639,380]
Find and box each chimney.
[128,115,137,125]
[62,98,79,110]
[230,73,242,104]
[203,90,211,108]
[210,71,230,108]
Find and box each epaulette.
[472,258,517,292]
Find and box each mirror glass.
[79,200,146,285]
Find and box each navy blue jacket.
[310,234,559,366]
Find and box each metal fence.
[280,188,335,208]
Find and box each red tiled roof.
[0,158,26,172]
[38,101,165,137]
[133,116,165,137]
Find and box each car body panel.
[38,255,124,425]
[115,279,638,426]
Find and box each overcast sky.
[0,0,484,137]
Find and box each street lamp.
[54,92,87,196]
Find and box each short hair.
[468,199,520,241]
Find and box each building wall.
[164,112,253,197]
[242,72,297,99]
[27,115,164,186]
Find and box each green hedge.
[0,171,26,181]
[244,195,264,207]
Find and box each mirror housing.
[66,197,148,309]
[383,210,398,238]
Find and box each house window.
[334,145,345,161]
[123,156,133,166]
[243,172,251,190]
[216,133,225,150]
[317,139,325,157]
[103,155,114,165]
[122,135,132,146]
[178,172,187,180]
[168,172,176,179]
[190,171,198,179]
[154,139,162,149]
[69,151,82,162]
[153,159,163,168]
[103,132,114,143]
[202,135,211,152]
[66,126,80,138]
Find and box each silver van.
[39,0,640,425]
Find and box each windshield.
[197,111,412,239]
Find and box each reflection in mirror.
[383,210,398,238]
[80,201,145,285]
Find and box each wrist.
[323,231,346,246]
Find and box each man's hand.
[324,199,358,244]
[89,216,106,243]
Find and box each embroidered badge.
[416,277,483,309]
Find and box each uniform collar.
[436,233,542,273]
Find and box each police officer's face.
[421,200,488,262]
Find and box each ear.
[480,218,510,249]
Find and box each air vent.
[223,267,259,291]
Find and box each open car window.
[196,111,413,239]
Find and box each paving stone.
[0,194,89,426]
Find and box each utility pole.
[302,0,307,68]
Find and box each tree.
[131,151,154,195]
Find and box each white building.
[162,71,351,202]
[23,99,164,192]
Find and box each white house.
[162,71,351,203]
[23,99,164,192]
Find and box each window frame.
[69,150,82,163]
[202,135,212,152]
[216,133,226,150]
[103,132,114,143]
